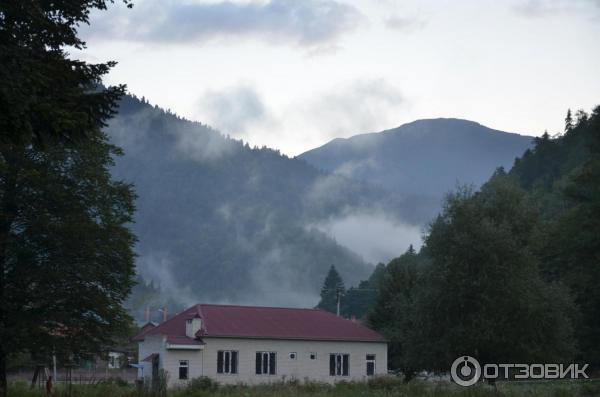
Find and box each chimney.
[144,307,150,323]
[185,315,203,338]
[162,306,168,322]
[351,315,357,322]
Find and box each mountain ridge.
[299,118,534,221]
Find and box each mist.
[311,211,422,265]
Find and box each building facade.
[134,304,387,387]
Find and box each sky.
[75,0,600,156]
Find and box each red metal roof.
[139,304,385,343]
[132,321,158,342]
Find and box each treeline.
[318,106,600,377]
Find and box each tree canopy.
[316,265,346,314]
[0,2,135,395]
[367,106,600,377]
[0,0,131,146]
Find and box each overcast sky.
[76,0,600,156]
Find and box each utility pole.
[336,288,341,317]
[52,347,57,383]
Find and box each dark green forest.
[330,106,600,375]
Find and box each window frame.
[366,354,376,376]
[309,352,317,360]
[178,360,189,380]
[329,353,350,376]
[255,351,277,375]
[217,350,238,375]
[289,352,297,360]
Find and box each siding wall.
[139,336,387,386]
[137,334,164,379]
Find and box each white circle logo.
[450,356,481,387]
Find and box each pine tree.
[565,109,573,133]
[0,2,133,394]
[316,265,346,314]
[576,109,589,124]
[543,106,600,367]
[0,1,131,147]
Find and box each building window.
[310,353,317,360]
[217,351,238,374]
[329,353,349,376]
[289,352,297,360]
[366,354,376,376]
[255,352,276,375]
[178,360,189,380]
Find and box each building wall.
[139,336,387,387]
[137,334,164,379]
[161,348,203,386]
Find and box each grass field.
[8,377,600,397]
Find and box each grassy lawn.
[8,377,600,397]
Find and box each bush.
[105,376,130,387]
[171,377,219,397]
[366,375,405,390]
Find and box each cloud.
[192,79,406,155]
[174,121,239,162]
[299,79,404,140]
[512,0,600,17]
[137,253,199,307]
[384,15,427,32]
[84,0,363,49]
[108,103,239,163]
[310,210,422,265]
[332,158,379,179]
[197,85,267,136]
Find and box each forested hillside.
[367,106,600,374]
[300,119,532,223]
[109,95,406,311]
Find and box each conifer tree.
[316,265,346,314]
[565,108,573,133]
[0,2,134,394]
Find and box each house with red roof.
[133,303,387,386]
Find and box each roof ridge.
[199,303,321,311]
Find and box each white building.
[133,304,387,387]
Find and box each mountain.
[108,99,535,313]
[108,95,407,311]
[299,118,533,221]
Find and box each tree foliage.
[368,248,424,378]
[530,106,600,367]
[0,1,134,395]
[369,106,600,376]
[316,265,346,314]
[0,1,131,146]
[416,176,576,369]
[0,133,136,369]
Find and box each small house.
[133,304,387,386]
